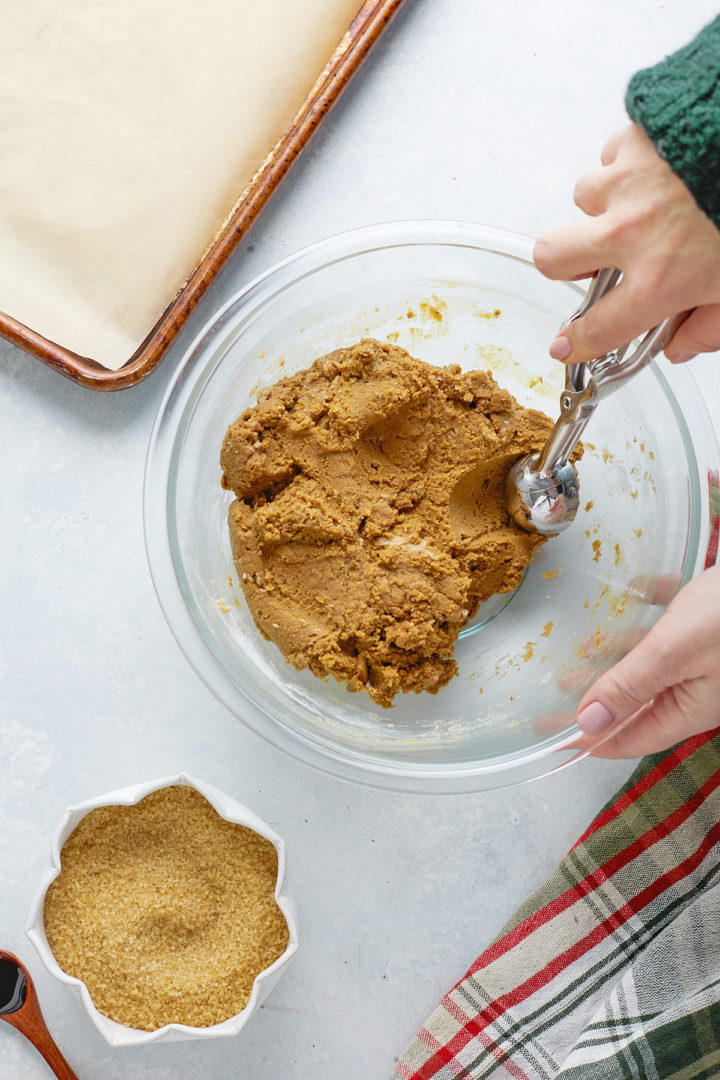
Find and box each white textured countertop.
[2,2,720,1077]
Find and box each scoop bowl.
[507,456,581,534]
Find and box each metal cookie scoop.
[507,267,683,534]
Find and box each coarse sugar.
[43,785,289,1030]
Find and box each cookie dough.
[220,339,555,708]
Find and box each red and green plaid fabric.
[394,729,720,1080]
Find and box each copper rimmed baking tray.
[0,0,405,391]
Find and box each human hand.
[534,123,720,366]
[575,564,720,758]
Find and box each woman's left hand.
[575,565,720,758]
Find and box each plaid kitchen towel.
[394,729,720,1080]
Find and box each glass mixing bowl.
[144,222,719,793]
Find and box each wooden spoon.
[0,951,79,1079]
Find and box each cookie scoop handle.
[507,270,685,534]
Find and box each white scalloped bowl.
[26,773,298,1047]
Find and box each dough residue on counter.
[221,339,555,707]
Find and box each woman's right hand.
[533,123,720,367]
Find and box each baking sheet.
[0,0,397,378]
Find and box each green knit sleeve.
[626,16,720,230]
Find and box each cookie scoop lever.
[507,268,685,534]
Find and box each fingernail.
[577,701,615,735]
[549,336,572,361]
[668,352,695,364]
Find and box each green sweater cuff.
[626,16,720,230]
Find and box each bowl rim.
[143,219,720,794]
[26,773,299,1046]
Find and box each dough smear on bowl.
[220,339,555,707]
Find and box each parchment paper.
[0,0,362,369]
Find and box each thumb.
[574,618,686,738]
[588,689,720,758]
[550,280,654,365]
[664,303,720,362]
